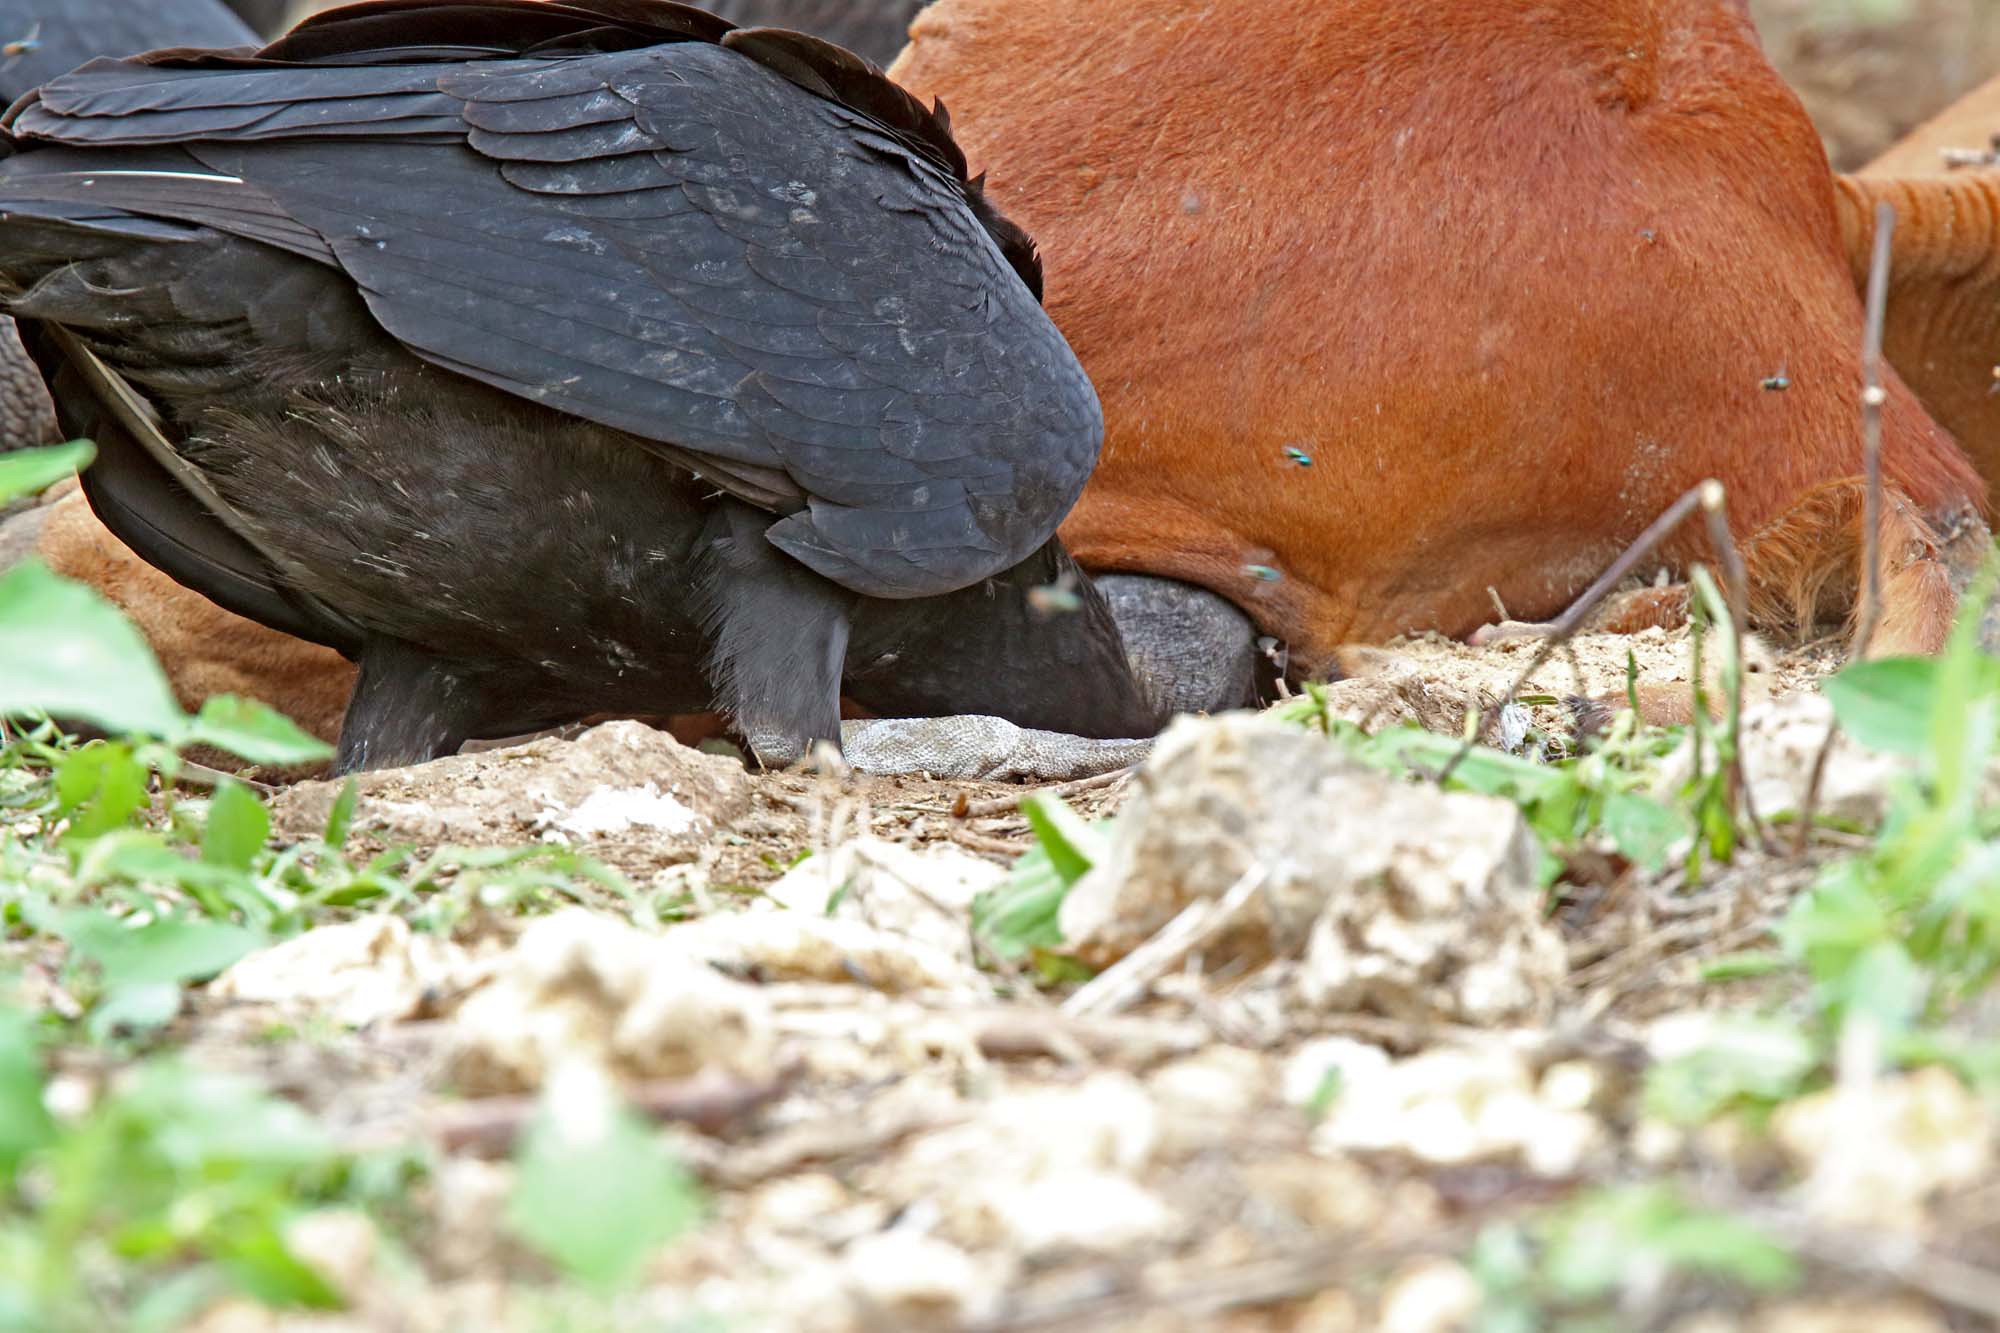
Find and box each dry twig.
[954,763,1140,820]
[1798,199,1895,854]
[1061,864,1267,1019]
[429,1062,801,1156]
[1440,482,1711,785]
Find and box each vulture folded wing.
[5,10,1099,599]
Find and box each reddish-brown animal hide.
[1823,81,2000,509]
[891,0,1989,670]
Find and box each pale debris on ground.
[161,647,2000,1330]
[269,720,751,874]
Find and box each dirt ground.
[134,621,1970,1333]
[1752,0,2000,169]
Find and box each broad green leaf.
[1643,1016,1817,1125]
[507,1066,702,1286]
[1542,1185,1797,1300]
[1698,951,1789,982]
[215,1227,343,1311]
[1821,657,1943,756]
[127,1063,329,1172]
[0,1008,53,1180]
[322,777,359,849]
[1020,793,1104,884]
[1828,940,1925,1034]
[180,696,333,768]
[0,561,184,737]
[54,741,151,839]
[1602,792,1686,873]
[1780,863,1897,994]
[73,833,258,907]
[0,439,92,504]
[202,781,270,873]
[55,909,260,989]
[973,843,1068,961]
[87,982,183,1041]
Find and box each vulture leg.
[695,501,852,764]
[334,639,488,775]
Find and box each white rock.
[1318,1045,1606,1175]
[538,782,702,838]
[209,915,474,1028]
[1284,1038,1394,1109]
[980,1172,1174,1258]
[843,1230,999,1326]
[1773,1065,1992,1229]
[1653,692,1983,828]
[888,1074,1171,1253]
[1377,1258,1482,1333]
[763,837,1004,966]
[1058,713,1563,1025]
[667,910,986,995]
[449,909,776,1094]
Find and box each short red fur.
[891,0,1990,670]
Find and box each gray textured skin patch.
[0,317,57,454]
[1097,574,1260,716]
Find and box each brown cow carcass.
[887,0,1990,671]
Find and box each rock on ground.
[1060,713,1565,1026]
[271,721,752,874]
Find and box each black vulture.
[0,0,1160,773]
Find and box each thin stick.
[170,761,281,797]
[1440,483,1710,784]
[955,762,1139,820]
[1854,199,1894,661]
[427,1063,800,1156]
[1797,200,1896,853]
[1696,487,1773,853]
[1061,864,1266,1019]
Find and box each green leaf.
[0,561,186,737]
[127,1062,330,1172]
[55,909,261,989]
[1601,792,1686,873]
[87,982,184,1042]
[0,1008,53,1181]
[1541,1185,1797,1300]
[1698,951,1789,982]
[1643,1016,1817,1124]
[180,696,332,768]
[1020,793,1105,884]
[322,778,359,849]
[973,843,1069,961]
[202,781,270,873]
[507,1067,702,1286]
[1821,657,1943,756]
[215,1227,344,1311]
[1829,940,1925,1034]
[54,741,152,839]
[0,439,92,504]
[73,833,258,909]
